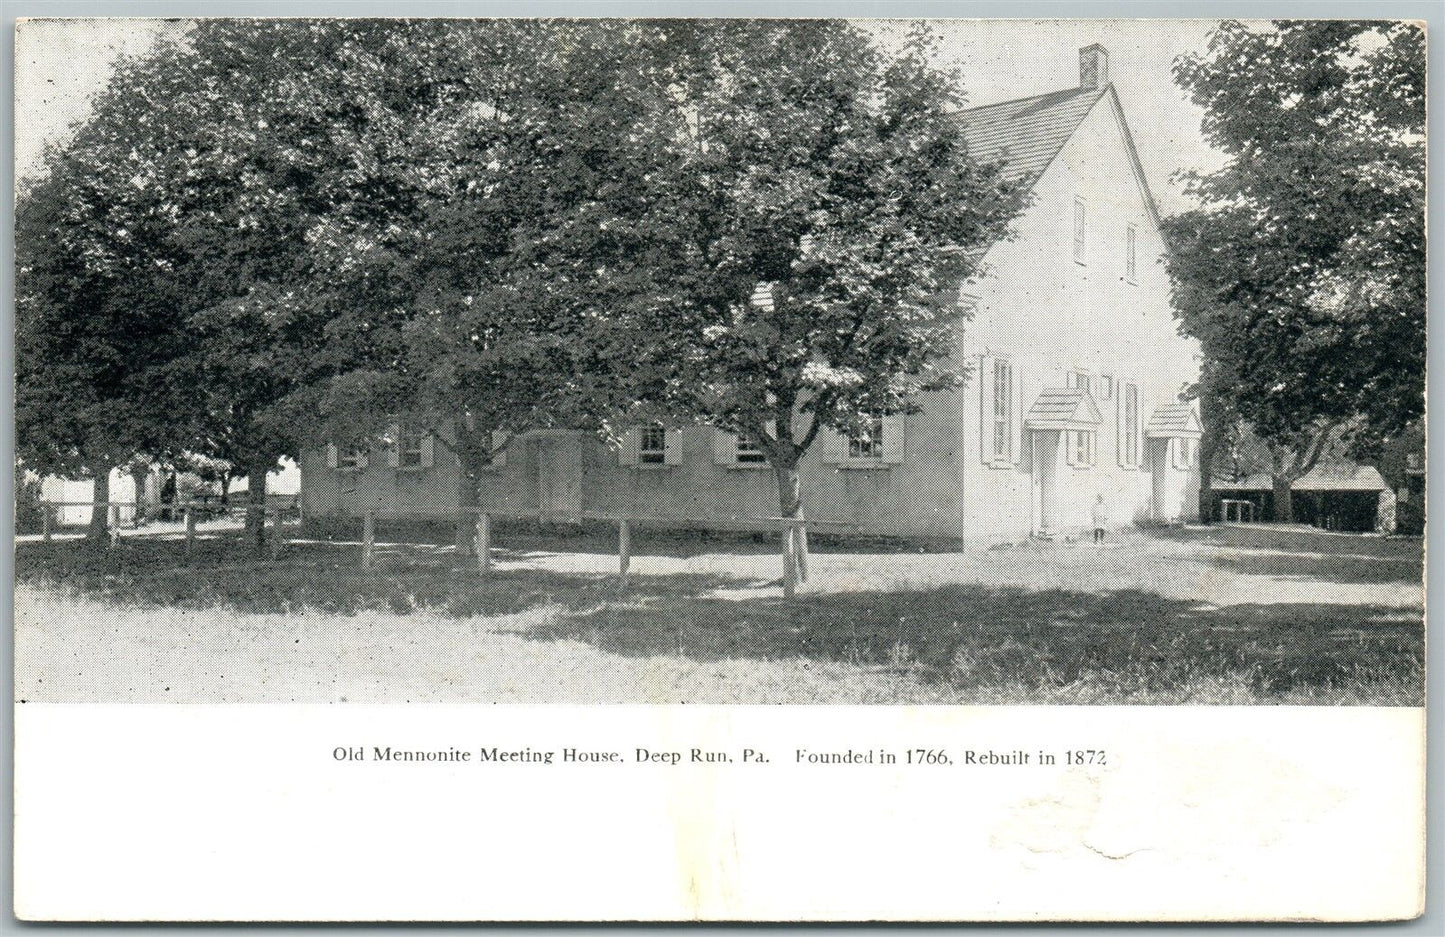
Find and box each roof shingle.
[956,86,1107,188]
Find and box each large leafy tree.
[18,21,492,547]
[608,20,1024,534]
[1164,20,1425,521]
[15,140,202,540]
[291,20,667,550]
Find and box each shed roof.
[1214,464,1388,493]
[1144,402,1202,439]
[1025,388,1103,430]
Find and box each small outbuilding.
[1212,463,1394,533]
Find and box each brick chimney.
[1079,44,1109,90]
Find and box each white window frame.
[848,413,885,460]
[1073,198,1087,265]
[1099,374,1114,400]
[735,433,768,465]
[1070,430,1096,467]
[991,358,1013,463]
[1126,223,1138,284]
[638,422,667,465]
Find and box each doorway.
[1032,429,1061,535]
[536,433,583,520]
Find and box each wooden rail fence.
[33,501,828,597]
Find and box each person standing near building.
[1091,494,1109,544]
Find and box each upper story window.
[1067,370,1091,395]
[337,449,367,471]
[638,422,667,465]
[1073,198,1087,264]
[736,433,767,464]
[1126,223,1138,283]
[992,359,1013,462]
[1099,374,1114,400]
[848,413,884,460]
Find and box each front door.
[1150,438,1170,522]
[537,433,583,521]
[1032,430,1061,535]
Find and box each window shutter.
[619,429,640,466]
[1132,393,1142,468]
[421,434,435,468]
[491,431,508,468]
[712,427,737,465]
[1011,366,1024,464]
[1065,371,1076,389]
[764,419,778,442]
[326,444,339,469]
[979,353,996,465]
[663,429,683,466]
[881,414,906,465]
[387,423,401,468]
[1116,386,1127,467]
[819,427,845,464]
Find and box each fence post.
[475,513,491,578]
[184,508,197,560]
[362,511,376,569]
[794,518,810,583]
[41,505,52,542]
[781,523,797,599]
[269,508,283,561]
[618,518,631,584]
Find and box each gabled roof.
[956,86,1106,187]
[1214,464,1388,493]
[1145,402,1202,439]
[956,84,1162,230]
[1025,388,1103,430]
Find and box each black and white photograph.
[9,10,1430,923]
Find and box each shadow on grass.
[15,533,758,618]
[17,532,1424,705]
[519,585,1423,705]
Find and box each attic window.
[1073,198,1087,264]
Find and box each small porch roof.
[1024,388,1102,431]
[1144,402,1202,439]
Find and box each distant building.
[1212,463,1395,533]
[300,45,1202,542]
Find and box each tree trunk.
[86,469,111,542]
[454,420,489,557]
[130,464,149,527]
[1272,477,1294,524]
[244,463,269,554]
[774,462,809,583]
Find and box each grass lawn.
[14,520,1424,705]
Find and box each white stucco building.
[300,44,1201,543]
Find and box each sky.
[14,17,1229,214]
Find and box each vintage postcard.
[12,14,1427,921]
